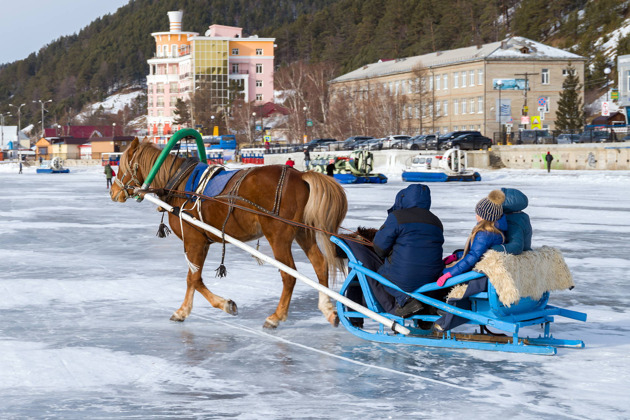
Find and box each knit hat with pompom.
[475,190,505,222]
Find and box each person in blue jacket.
[373,184,445,318]
[434,189,507,332]
[490,188,532,255]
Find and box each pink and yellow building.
[147,10,275,143]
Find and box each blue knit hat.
[475,190,505,222]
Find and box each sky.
[0,0,130,65]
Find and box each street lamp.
[210,115,215,135]
[496,80,504,144]
[303,106,308,143]
[251,112,257,144]
[33,99,52,137]
[9,103,26,135]
[112,122,116,137]
[604,67,612,101]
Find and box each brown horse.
[110,138,347,329]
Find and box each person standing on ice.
[434,189,507,332]
[19,161,23,174]
[373,184,445,318]
[104,163,114,189]
[545,151,554,172]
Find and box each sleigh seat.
[332,237,587,355]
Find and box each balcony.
[230,69,249,75]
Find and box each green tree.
[555,64,584,132]
[172,98,191,127]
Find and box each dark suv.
[304,138,337,151]
[442,133,492,150]
[340,136,374,150]
[428,131,481,150]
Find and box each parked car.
[340,136,374,150]
[578,131,614,143]
[404,134,436,150]
[518,130,554,144]
[427,131,481,150]
[304,138,336,150]
[382,135,412,149]
[622,134,630,141]
[556,133,580,144]
[441,133,493,150]
[360,138,385,150]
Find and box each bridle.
[112,146,145,202]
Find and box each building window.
[162,45,168,57]
[171,45,177,57]
[256,63,263,74]
[170,97,178,106]
[443,74,448,90]
[454,99,459,115]
[541,69,549,84]
[478,96,483,113]
[256,48,263,55]
[454,72,459,88]
[157,97,164,107]
[156,83,164,93]
[435,100,441,116]
[461,71,467,88]
[256,93,263,101]
[469,70,475,86]
[256,79,263,87]
[435,75,441,90]
[169,82,178,92]
[443,100,448,116]
[232,63,239,74]
[429,76,433,91]
[415,104,420,118]
[462,99,467,114]
[469,98,475,113]
[415,77,420,93]
[478,69,483,85]
[232,48,239,55]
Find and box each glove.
[443,254,458,265]
[436,272,453,287]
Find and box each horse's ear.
[141,136,152,144]
[130,137,140,149]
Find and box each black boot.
[394,298,423,318]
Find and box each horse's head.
[110,137,147,203]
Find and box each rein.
[145,186,373,247]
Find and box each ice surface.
[0,163,629,418]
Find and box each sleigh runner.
[332,237,586,355]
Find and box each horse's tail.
[301,171,348,276]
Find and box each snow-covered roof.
[331,37,584,84]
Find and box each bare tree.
[230,98,257,145]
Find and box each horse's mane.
[120,140,182,188]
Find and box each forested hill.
[0,0,628,125]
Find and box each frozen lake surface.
[1,163,629,419]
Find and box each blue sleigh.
[332,237,587,355]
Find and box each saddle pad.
[447,246,574,306]
[185,163,239,198]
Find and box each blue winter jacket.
[444,216,507,277]
[373,184,444,292]
[490,188,532,255]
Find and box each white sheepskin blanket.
[446,246,574,307]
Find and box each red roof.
[254,102,290,118]
[44,125,115,138]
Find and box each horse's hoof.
[225,299,238,316]
[328,312,340,327]
[170,313,185,322]
[263,318,279,329]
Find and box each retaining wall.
[264,143,630,171]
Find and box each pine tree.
[555,64,584,132]
[172,98,191,127]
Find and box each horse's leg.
[262,236,300,329]
[169,223,237,321]
[296,231,339,327]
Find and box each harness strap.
[161,157,199,201]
